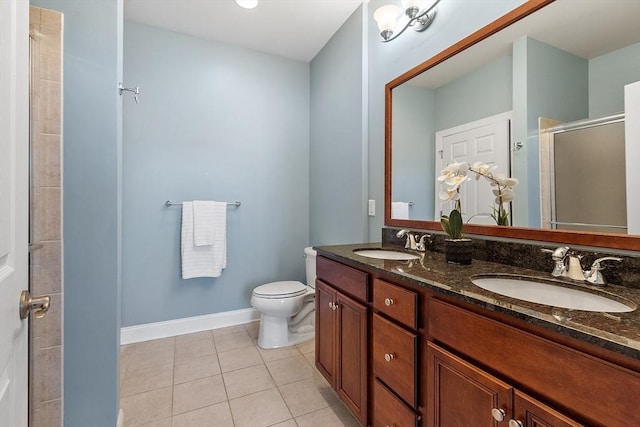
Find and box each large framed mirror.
[385,0,640,250]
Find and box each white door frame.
[0,0,30,426]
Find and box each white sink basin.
[353,249,419,261]
[471,275,636,313]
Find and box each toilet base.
[256,313,315,349]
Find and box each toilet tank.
[304,247,317,288]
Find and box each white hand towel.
[193,200,216,246]
[392,202,410,219]
[212,201,227,271]
[181,201,226,279]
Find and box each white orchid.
[439,188,461,202]
[439,161,519,227]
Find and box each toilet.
[251,247,317,349]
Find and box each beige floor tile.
[223,364,276,399]
[258,345,302,363]
[214,330,254,352]
[279,375,339,417]
[121,363,173,397]
[174,354,221,384]
[172,402,234,427]
[296,339,315,354]
[175,332,216,361]
[303,350,315,367]
[173,374,228,415]
[244,320,260,332]
[267,355,315,386]
[271,420,298,427]
[121,345,174,372]
[119,387,172,427]
[121,337,175,356]
[212,324,247,337]
[218,345,263,373]
[244,320,260,335]
[130,418,171,427]
[175,330,214,345]
[295,404,360,427]
[229,388,292,427]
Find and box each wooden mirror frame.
[384,0,640,251]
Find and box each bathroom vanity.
[314,243,640,427]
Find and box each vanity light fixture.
[235,0,258,9]
[374,0,440,42]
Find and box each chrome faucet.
[416,234,430,252]
[543,246,622,285]
[584,256,623,285]
[396,229,430,252]
[541,246,569,277]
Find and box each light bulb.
[374,5,401,40]
[235,0,258,9]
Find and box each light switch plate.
[368,199,375,216]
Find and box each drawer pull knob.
[491,408,506,422]
[508,420,524,427]
[384,298,394,306]
[384,353,395,362]
[328,302,337,310]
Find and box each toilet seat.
[252,281,308,299]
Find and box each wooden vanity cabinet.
[315,253,639,427]
[315,257,369,426]
[372,278,421,426]
[428,298,639,426]
[426,343,583,427]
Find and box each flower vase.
[444,238,473,265]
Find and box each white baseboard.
[116,409,123,427]
[120,308,260,345]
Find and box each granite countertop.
[316,243,640,361]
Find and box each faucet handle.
[590,256,623,270]
[541,246,570,261]
[415,234,430,251]
[586,257,622,285]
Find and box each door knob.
[19,290,51,320]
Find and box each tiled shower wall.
[29,6,63,427]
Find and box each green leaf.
[440,215,451,236]
[448,209,463,239]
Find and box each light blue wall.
[366,0,527,239]
[589,42,640,117]
[309,6,367,245]
[392,84,435,220]
[435,55,512,132]
[122,22,310,326]
[31,0,122,425]
[512,37,588,228]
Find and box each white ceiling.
[124,0,364,63]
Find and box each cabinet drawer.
[373,278,418,329]
[316,256,369,302]
[373,379,418,427]
[429,299,640,426]
[373,313,417,408]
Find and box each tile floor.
[119,321,360,427]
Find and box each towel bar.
[165,200,241,207]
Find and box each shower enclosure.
[29,6,63,427]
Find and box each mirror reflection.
[390,0,640,236]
